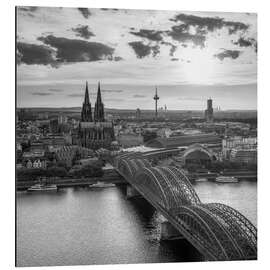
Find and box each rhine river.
[16,180,257,267]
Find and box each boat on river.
[195,178,208,182]
[216,176,238,183]
[27,183,58,192]
[89,181,115,188]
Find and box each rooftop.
[145,133,222,148]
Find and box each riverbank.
[16,170,126,191]
[188,171,257,182]
[16,168,257,191]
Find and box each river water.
[16,180,257,267]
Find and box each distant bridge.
[111,152,257,261]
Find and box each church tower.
[81,81,93,122]
[78,81,114,150]
[94,82,105,122]
[81,81,92,122]
[205,97,214,122]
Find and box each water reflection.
[17,181,256,267]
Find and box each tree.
[55,161,68,170]
[71,149,82,166]
[70,163,104,178]
[21,141,31,152]
[17,168,47,181]
[46,166,67,178]
[186,163,201,173]
[142,131,157,143]
[246,163,257,171]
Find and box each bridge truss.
[113,152,257,261]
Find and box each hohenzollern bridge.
[110,151,257,261]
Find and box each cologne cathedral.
[78,82,115,150]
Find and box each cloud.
[178,96,203,101]
[19,6,38,12]
[18,6,40,18]
[225,21,250,35]
[17,42,58,67]
[32,92,53,96]
[38,35,115,63]
[113,56,123,61]
[48,88,63,92]
[67,92,98,98]
[133,94,146,98]
[129,29,178,56]
[160,41,177,56]
[67,93,84,97]
[170,13,249,34]
[128,41,160,58]
[102,89,123,93]
[101,8,119,11]
[214,49,242,60]
[169,44,177,56]
[71,25,95,39]
[254,42,257,53]
[78,8,91,19]
[104,98,124,102]
[151,45,160,57]
[69,89,124,95]
[165,13,250,49]
[233,37,257,52]
[130,29,163,41]
[166,25,206,48]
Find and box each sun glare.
[181,48,219,84]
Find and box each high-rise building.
[135,108,141,119]
[78,82,115,150]
[205,98,214,122]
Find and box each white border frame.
[1,0,269,269]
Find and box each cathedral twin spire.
[94,82,105,122]
[81,81,105,122]
[81,81,92,122]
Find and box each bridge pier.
[126,185,141,199]
[160,219,184,241]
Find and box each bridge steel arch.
[172,205,239,260]
[172,204,257,260]
[134,167,171,209]
[117,157,152,179]
[202,203,257,257]
[134,166,201,209]
[113,153,257,261]
[118,158,134,178]
[128,159,148,178]
[164,166,201,205]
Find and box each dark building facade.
[135,108,141,119]
[205,98,214,122]
[78,82,115,150]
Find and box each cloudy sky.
[17,7,257,110]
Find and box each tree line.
[16,161,104,182]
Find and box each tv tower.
[153,86,159,118]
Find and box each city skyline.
[17,7,257,110]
